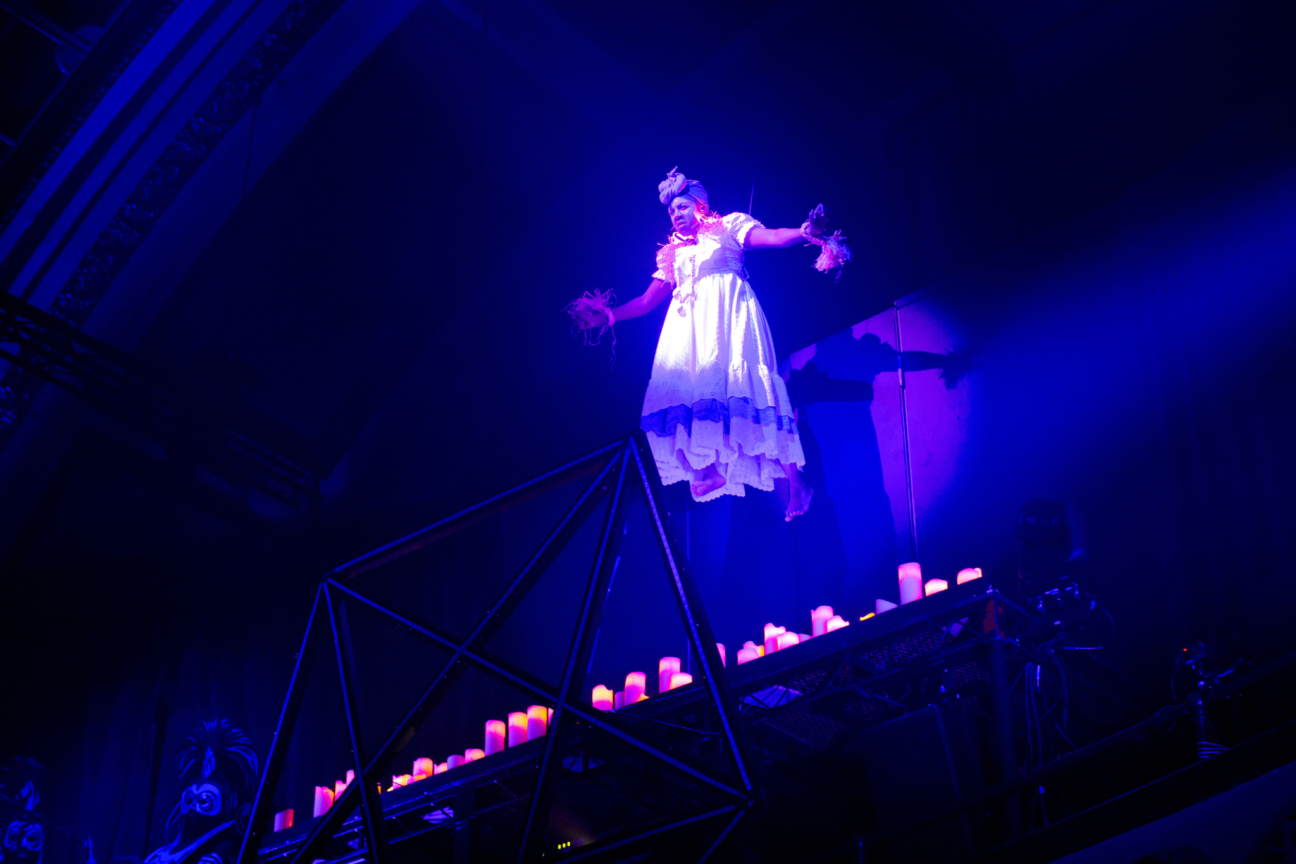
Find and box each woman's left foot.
[690,464,726,499]
[785,479,814,522]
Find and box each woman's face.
[669,196,707,235]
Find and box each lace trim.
[641,397,797,437]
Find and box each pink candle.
[547,707,554,726]
[957,567,983,585]
[776,631,800,651]
[743,640,764,657]
[434,762,448,775]
[484,719,506,755]
[924,579,948,596]
[273,809,294,832]
[763,624,787,654]
[876,599,898,614]
[810,605,834,637]
[464,748,485,763]
[412,757,435,779]
[736,644,761,665]
[658,657,681,694]
[624,672,646,703]
[614,690,624,710]
[390,774,412,791]
[446,754,464,770]
[826,615,849,632]
[592,685,614,710]
[527,705,548,738]
[312,786,332,817]
[898,562,924,605]
[717,643,726,667]
[508,712,528,747]
[334,779,346,798]
[668,672,693,690]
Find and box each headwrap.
[657,167,708,209]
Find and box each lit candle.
[547,707,554,726]
[592,685,614,711]
[434,762,448,775]
[898,562,924,604]
[485,719,506,755]
[624,672,646,703]
[924,579,948,596]
[390,774,412,791]
[334,779,346,798]
[508,712,528,747]
[614,690,625,710]
[273,809,294,832]
[716,643,726,667]
[736,645,759,665]
[527,705,548,738]
[826,615,849,632]
[412,758,435,779]
[447,754,464,770]
[957,567,983,585]
[312,786,332,817]
[464,748,485,763]
[346,769,355,785]
[876,599,898,614]
[658,657,681,694]
[810,606,834,637]
[763,624,787,654]
[776,632,800,651]
[668,672,693,690]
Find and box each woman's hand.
[571,306,610,329]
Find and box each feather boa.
[565,287,617,366]
[809,230,852,279]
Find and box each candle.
[485,719,506,755]
[957,567,983,585]
[547,707,554,726]
[346,769,355,785]
[592,685,614,711]
[334,779,346,798]
[614,690,625,710]
[412,757,435,779]
[527,705,548,738]
[273,809,294,832]
[658,657,681,694]
[745,640,765,657]
[464,748,485,763]
[668,672,693,690]
[859,613,875,621]
[508,712,528,747]
[810,606,834,637]
[717,643,726,667]
[826,615,849,632]
[924,579,948,596]
[434,762,448,775]
[876,599,898,614]
[447,754,464,770]
[898,562,924,605]
[312,786,333,817]
[624,672,646,703]
[776,631,800,651]
[763,624,787,655]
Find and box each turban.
[657,167,708,208]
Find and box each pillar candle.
[826,615,849,632]
[717,643,726,667]
[957,567,983,585]
[737,644,760,665]
[547,707,554,726]
[799,633,811,642]
[508,712,528,747]
[614,690,624,710]
[412,757,435,779]
[876,598,898,614]
[273,809,294,832]
[898,562,924,604]
[744,640,765,657]
[485,719,506,755]
[434,762,448,775]
[763,623,787,654]
[464,748,485,763]
[527,704,548,738]
[312,786,332,818]
[334,779,346,798]
[776,631,800,651]
[810,606,834,637]
[658,657,681,694]
[389,774,412,792]
[592,684,614,710]
[924,578,948,596]
[624,672,646,703]
[668,672,693,690]
[447,754,464,770]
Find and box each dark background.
[1,0,1295,856]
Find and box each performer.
[570,168,849,521]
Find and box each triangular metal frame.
[236,431,755,864]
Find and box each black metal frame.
[236,431,754,864]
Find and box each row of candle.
[880,564,981,613]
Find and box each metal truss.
[0,290,317,505]
[237,432,755,864]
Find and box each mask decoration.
[144,721,258,864]
[0,757,45,864]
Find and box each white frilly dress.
[640,212,806,501]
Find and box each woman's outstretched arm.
[745,227,811,249]
[573,279,672,328]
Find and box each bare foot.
[785,476,813,521]
[690,464,726,499]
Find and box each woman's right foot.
[690,464,726,499]
[785,477,814,522]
